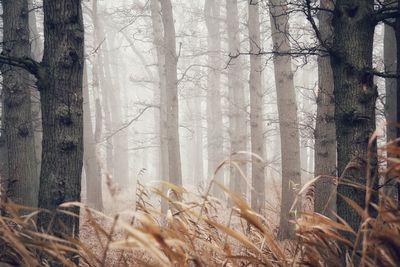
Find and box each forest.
[0,0,399,266]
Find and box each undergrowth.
[0,146,399,266]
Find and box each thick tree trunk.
[269,0,301,240]
[204,0,225,199]
[314,1,337,219]
[248,0,265,214]
[1,0,38,208]
[37,0,84,258]
[226,0,248,198]
[331,0,378,245]
[160,0,182,188]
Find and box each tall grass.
[0,146,399,266]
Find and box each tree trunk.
[28,0,43,178]
[193,91,204,185]
[83,65,103,211]
[248,0,265,214]
[395,0,400,204]
[1,0,38,208]
[37,0,84,262]
[160,0,182,188]
[151,0,169,212]
[269,0,302,240]
[314,0,337,219]
[331,0,378,246]
[204,0,225,199]
[226,0,248,198]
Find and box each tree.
[1,0,38,208]
[83,64,103,211]
[226,0,248,198]
[160,0,183,188]
[83,0,103,211]
[313,0,336,219]
[269,0,302,240]
[204,0,225,199]
[330,1,379,246]
[36,0,84,252]
[248,0,266,214]
[150,0,170,211]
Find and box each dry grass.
[0,148,400,266]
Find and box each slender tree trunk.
[394,0,400,203]
[1,0,38,208]
[160,0,182,188]
[28,0,43,178]
[204,0,225,199]
[383,1,398,199]
[269,0,301,240]
[151,0,169,212]
[331,0,378,246]
[248,0,265,214]
[314,1,337,219]
[37,1,84,262]
[83,65,103,211]
[226,0,248,198]
[193,91,204,185]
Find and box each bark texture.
[205,0,224,199]
[314,0,337,219]
[248,0,265,214]
[269,0,301,240]
[37,0,84,254]
[1,0,38,207]
[331,0,378,245]
[160,0,182,188]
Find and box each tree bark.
[314,0,337,219]
[28,0,43,178]
[160,0,182,188]
[1,0,38,208]
[395,0,400,204]
[204,0,225,199]
[269,0,302,240]
[331,0,378,246]
[226,0,248,198]
[37,1,84,261]
[248,0,265,214]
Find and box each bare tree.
[160,0,182,188]
[83,64,103,211]
[332,0,378,237]
[205,0,225,199]
[1,0,38,208]
[226,0,248,198]
[314,0,336,219]
[269,0,302,240]
[150,0,170,211]
[248,0,266,214]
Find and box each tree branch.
[0,55,42,77]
